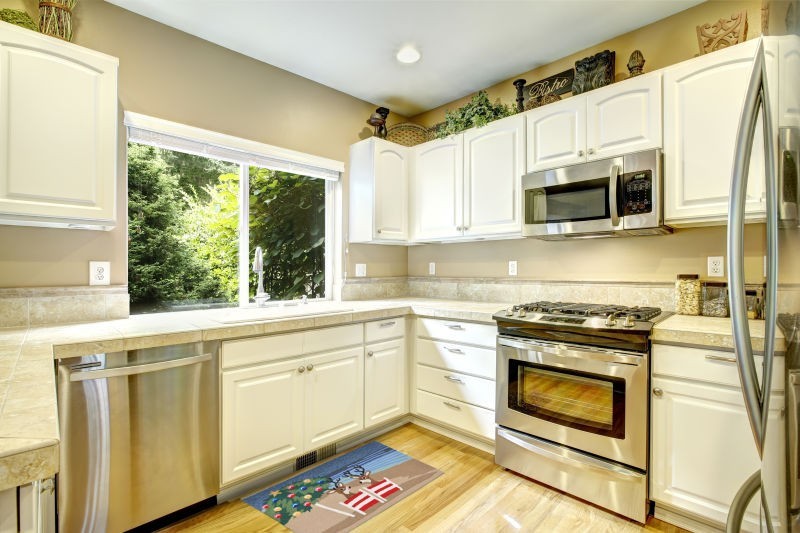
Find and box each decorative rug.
[243,441,442,532]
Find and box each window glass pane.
[127,142,240,314]
[248,167,325,301]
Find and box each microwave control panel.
[622,170,653,215]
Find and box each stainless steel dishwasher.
[57,341,219,533]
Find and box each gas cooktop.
[494,301,671,352]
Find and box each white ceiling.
[105,0,704,117]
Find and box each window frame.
[124,112,344,308]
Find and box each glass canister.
[702,281,729,317]
[675,274,701,315]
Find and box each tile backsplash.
[0,286,129,327]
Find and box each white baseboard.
[653,503,725,533]
[409,416,495,455]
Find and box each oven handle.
[497,427,642,479]
[498,336,643,366]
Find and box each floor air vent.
[295,443,337,471]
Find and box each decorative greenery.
[0,9,38,31]
[434,90,515,139]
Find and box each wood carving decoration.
[696,11,748,54]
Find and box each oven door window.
[525,177,610,224]
[508,360,625,439]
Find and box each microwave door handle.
[609,164,621,227]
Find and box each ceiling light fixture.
[396,45,421,64]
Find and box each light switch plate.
[428,262,436,276]
[89,261,110,285]
[355,263,367,277]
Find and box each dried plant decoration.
[39,0,77,41]
[696,11,748,55]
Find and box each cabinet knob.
[578,150,585,157]
[463,226,469,231]
[588,148,595,155]
[376,229,382,234]
[298,366,305,374]
[367,351,374,357]
[456,226,463,231]
[306,364,314,372]
[653,387,663,397]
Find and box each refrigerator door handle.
[726,470,763,533]
[728,38,771,455]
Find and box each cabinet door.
[586,72,662,161]
[364,338,407,428]
[650,377,784,531]
[0,24,117,228]
[373,142,408,241]
[525,96,585,172]
[778,35,800,128]
[663,39,766,225]
[304,346,364,450]
[463,115,525,237]
[410,136,463,241]
[221,359,304,484]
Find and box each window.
[125,113,343,314]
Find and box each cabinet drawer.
[653,344,784,391]
[415,389,494,441]
[416,338,496,379]
[222,332,303,369]
[303,324,363,354]
[365,317,405,343]
[416,318,496,348]
[416,364,495,410]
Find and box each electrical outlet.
[89,261,110,286]
[428,262,436,276]
[707,256,724,277]
[355,263,367,277]
[508,260,518,276]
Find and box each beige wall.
[412,0,762,128]
[0,0,407,287]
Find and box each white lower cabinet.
[0,480,56,533]
[413,318,497,441]
[650,344,785,531]
[364,337,407,428]
[221,324,364,485]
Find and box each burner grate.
[514,301,662,321]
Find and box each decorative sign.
[521,69,574,110]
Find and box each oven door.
[522,156,624,238]
[496,335,648,470]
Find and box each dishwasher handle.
[69,353,212,382]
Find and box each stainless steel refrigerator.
[726,15,800,533]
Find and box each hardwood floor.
[161,423,687,532]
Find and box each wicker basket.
[386,123,429,147]
[39,0,76,41]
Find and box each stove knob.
[604,314,617,327]
[506,307,514,316]
[517,308,527,318]
[623,315,636,328]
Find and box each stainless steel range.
[494,301,670,523]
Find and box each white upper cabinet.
[410,135,464,241]
[0,22,118,230]
[663,39,769,225]
[526,96,585,171]
[585,72,662,160]
[526,72,661,172]
[462,114,525,238]
[348,137,408,243]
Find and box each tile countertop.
[0,298,784,491]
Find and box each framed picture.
[572,50,615,95]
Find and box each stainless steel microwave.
[522,148,671,239]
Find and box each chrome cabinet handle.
[367,351,374,357]
[306,364,314,372]
[653,388,663,397]
[705,354,737,364]
[444,375,464,384]
[443,401,461,410]
[578,149,584,157]
[298,366,305,373]
[444,346,465,354]
[379,321,396,328]
[446,324,465,330]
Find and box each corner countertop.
[0,298,784,491]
